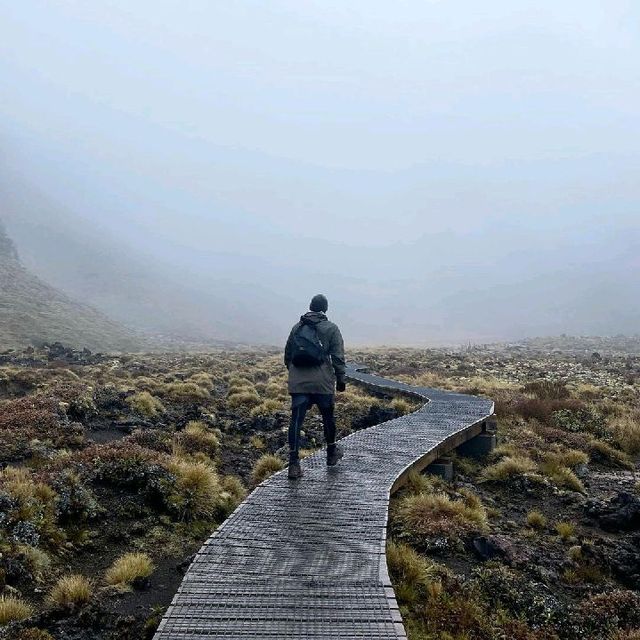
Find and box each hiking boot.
[288,459,304,480]
[327,444,344,467]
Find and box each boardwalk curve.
[154,365,495,639]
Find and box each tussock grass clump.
[556,521,576,541]
[0,595,33,624]
[396,491,487,539]
[391,398,412,416]
[481,455,537,482]
[168,459,222,520]
[106,552,154,588]
[404,469,435,495]
[228,390,261,409]
[126,391,164,417]
[386,541,434,604]
[610,414,640,455]
[165,382,210,403]
[188,372,214,391]
[526,510,547,529]
[264,382,285,399]
[523,379,570,400]
[48,574,92,608]
[539,459,585,493]
[250,399,283,418]
[588,439,633,469]
[249,435,266,450]
[173,421,220,459]
[218,475,247,516]
[252,454,284,485]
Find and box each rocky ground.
[1,337,638,640]
[0,343,406,640]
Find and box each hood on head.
[301,311,327,325]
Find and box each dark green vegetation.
[0,344,401,639]
[352,339,640,640]
[0,223,139,352]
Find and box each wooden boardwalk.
[154,365,495,639]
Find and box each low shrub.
[48,574,92,608]
[0,396,83,460]
[251,454,284,485]
[105,552,154,588]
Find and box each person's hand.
[336,380,346,393]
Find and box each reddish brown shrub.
[0,397,84,460]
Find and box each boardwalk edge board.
[154,363,495,639]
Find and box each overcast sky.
[1,1,639,345]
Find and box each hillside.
[0,223,140,352]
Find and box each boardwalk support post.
[456,417,497,458]
[426,457,455,481]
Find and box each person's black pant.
[289,393,336,460]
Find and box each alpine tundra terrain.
[0,337,638,639]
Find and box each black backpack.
[291,318,327,367]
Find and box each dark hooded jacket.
[284,311,346,395]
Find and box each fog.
[1,1,639,346]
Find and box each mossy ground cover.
[0,344,400,639]
[361,339,640,640]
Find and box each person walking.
[284,294,346,480]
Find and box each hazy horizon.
[2,2,639,347]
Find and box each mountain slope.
[0,223,140,351]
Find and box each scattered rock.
[585,492,640,531]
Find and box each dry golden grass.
[526,510,547,529]
[250,399,283,418]
[126,391,165,417]
[386,541,435,604]
[589,439,633,469]
[251,454,284,485]
[556,521,576,541]
[105,552,154,587]
[173,421,220,459]
[481,455,537,481]
[168,459,222,520]
[249,435,266,450]
[391,398,413,416]
[48,574,92,608]
[0,595,33,624]
[539,459,585,493]
[610,414,640,455]
[397,491,487,538]
[228,390,261,409]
